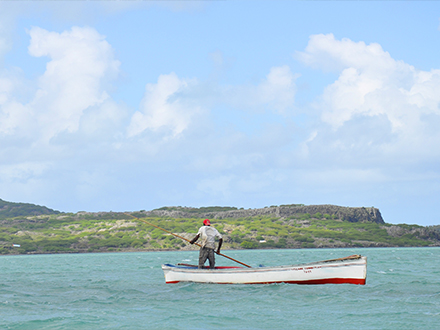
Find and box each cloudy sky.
[1,1,440,226]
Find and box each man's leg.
[207,248,215,269]
[199,247,208,268]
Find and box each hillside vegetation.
[0,199,60,219]
[0,202,439,255]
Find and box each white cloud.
[298,33,440,129]
[27,26,121,141]
[0,24,129,208]
[127,72,203,138]
[0,70,36,140]
[296,33,440,167]
[0,101,32,137]
[126,65,298,140]
[257,65,298,113]
[1,26,121,145]
[296,33,403,75]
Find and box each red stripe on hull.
[166,278,366,285]
[267,278,366,285]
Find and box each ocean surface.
[1,247,439,329]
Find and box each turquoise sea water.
[1,247,439,329]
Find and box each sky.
[1,1,440,226]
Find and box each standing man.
[190,219,223,269]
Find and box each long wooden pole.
[125,213,252,268]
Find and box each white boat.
[162,254,367,285]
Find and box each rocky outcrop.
[144,204,384,224]
[383,225,440,240]
[0,198,384,224]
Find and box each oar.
[125,213,252,268]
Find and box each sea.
[1,247,439,329]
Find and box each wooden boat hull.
[162,255,367,285]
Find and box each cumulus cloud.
[27,26,121,141]
[0,25,127,202]
[127,72,203,138]
[0,26,121,144]
[255,65,298,112]
[297,33,440,165]
[296,34,401,74]
[298,33,440,128]
[127,65,297,140]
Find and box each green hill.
[0,201,439,255]
[0,199,60,219]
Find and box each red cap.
[203,219,211,226]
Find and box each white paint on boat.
[162,255,367,285]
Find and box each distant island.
[0,199,439,255]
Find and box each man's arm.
[190,234,200,245]
[216,238,223,254]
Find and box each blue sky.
[1,1,440,226]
